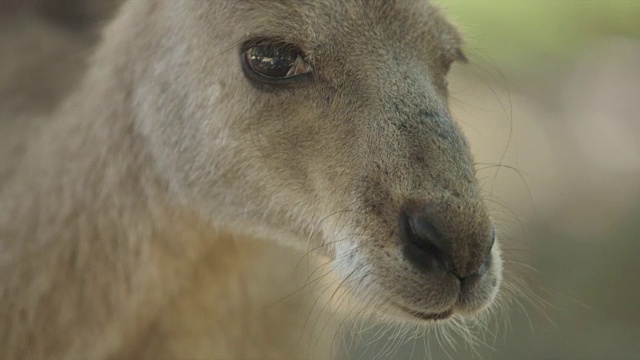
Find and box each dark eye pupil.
[247,45,298,78]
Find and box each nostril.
[400,210,452,274]
[400,208,496,278]
[407,215,440,250]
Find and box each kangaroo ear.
[453,48,468,64]
[436,20,468,65]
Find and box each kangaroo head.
[123,0,501,323]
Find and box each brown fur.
[0,0,502,358]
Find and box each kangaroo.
[0,0,503,359]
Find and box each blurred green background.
[442,0,640,71]
[346,1,640,359]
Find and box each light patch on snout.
[328,229,389,316]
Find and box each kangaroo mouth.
[395,304,454,322]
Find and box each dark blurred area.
[2,1,639,359]
[3,0,120,27]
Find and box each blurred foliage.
[436,0,640,70]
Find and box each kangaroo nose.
[400,209,453,274]
[400,206,494,279]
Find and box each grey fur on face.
[131,0,501,320]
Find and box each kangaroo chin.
[0,0,502,359]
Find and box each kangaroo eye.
[243,43,312,81]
